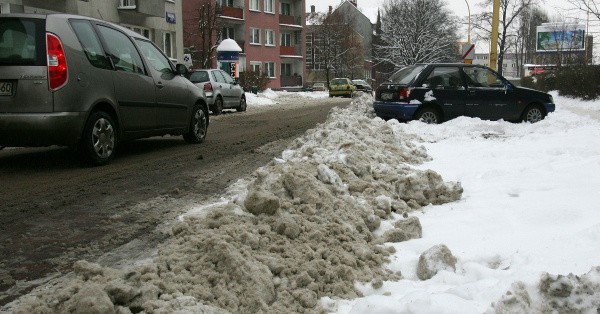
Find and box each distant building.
[473,53,519,78]
[305,0,373,84]
[183,0,306,89]
[1,0,183,62]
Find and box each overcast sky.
[304,0,597,53]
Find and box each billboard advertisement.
[536,24,586,52]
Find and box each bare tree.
[184,1,223,69]
[375,0,460,69]
[307,11,361,87]
[513,5,549,76]
[566,0,600,20]
[473,0,536,76]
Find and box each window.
[97,25,145,74]
[119,0,136,8]
[265,62,275,78]
[163,32,173,58]
[70,20,111,69]
[250,0,260,11]
[280,33,291,46]
[220,70,235,84]
[463,67,505,89]
[250,28,261,45]
[264,0,274,13]
[136,39,172,73]
[265,30,275,46]
[250,62,261,73]
[281,2,291,15]
[0,18,44,66]
[281,63,291,76]
[124,25,153,41]
[221,27,234,39]
[218,0,233,6]
[423,67,462,89]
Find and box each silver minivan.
[188,69,246,115]
[0,14,209,165]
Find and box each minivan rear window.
[388,65,426,85]
[0,17,45,66]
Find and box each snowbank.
[10,95,462,313]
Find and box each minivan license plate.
[0,82,13,96]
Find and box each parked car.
[312,82,326,91]
[0,13,209,165]
[329,78,356,98]
[187,69,246,115]
[352,79,373,94]
[374,63,555,124]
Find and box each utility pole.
[489,0,500,70]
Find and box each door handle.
[156,82,164,89]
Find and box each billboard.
[536,24,586,52]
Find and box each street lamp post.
[489,0,500,71]
[465,0,471,44]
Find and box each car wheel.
[79,111,117,166]
[416,107,442,124]
[213,96,223,115]
[184,104,208,144]
[236,96,247,112]
[522,105,545,123]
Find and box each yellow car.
[329,78,356,98]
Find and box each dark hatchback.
[373,63,555,124]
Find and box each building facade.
[0,0,184,62]
[305,0,373,85]
[183,0,306,89]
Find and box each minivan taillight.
[399,87,413,100]
[47,33,68,91]
[203,82,213,92]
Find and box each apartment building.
[0,0,184,62]
[183,0,306,89]
[305,0,373,85]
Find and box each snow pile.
[245,89,335,107]
[12,95,462,313]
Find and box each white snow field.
[6,91,600,313]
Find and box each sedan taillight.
[399,87,413,100]
[47,33,68,91]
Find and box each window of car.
[423,67,463,89]
[135,38,172,74]
[331,79,347,85]
[389,65,426,85]
[463,67,505,89]
[212,70,226,83]
[219,70,235,84]
[70,19,112,70]
[0,17,44,66]
[189,70,209,83]
[97,25,145,74]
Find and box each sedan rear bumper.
[373,101,420,120]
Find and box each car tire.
[415,107,442,124]
[521,104,545,123]
[236,96,247,112]
[184,104,208,144]
[213,96,223,115]
[79,111,117,166]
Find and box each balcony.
[220,6,244,19]
[280,45,301,56]
[281,75,303,87]
[279,15,301,26]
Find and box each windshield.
[388,65,426,85]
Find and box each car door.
[211,70,233,107]
[462,66,516,120]
[96,25,156,132]
[219,70,241,107]
[420,66,468,120]
[135,39,190,129]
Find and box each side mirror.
[175,64,188,76]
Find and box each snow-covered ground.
[7,91,600,313]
